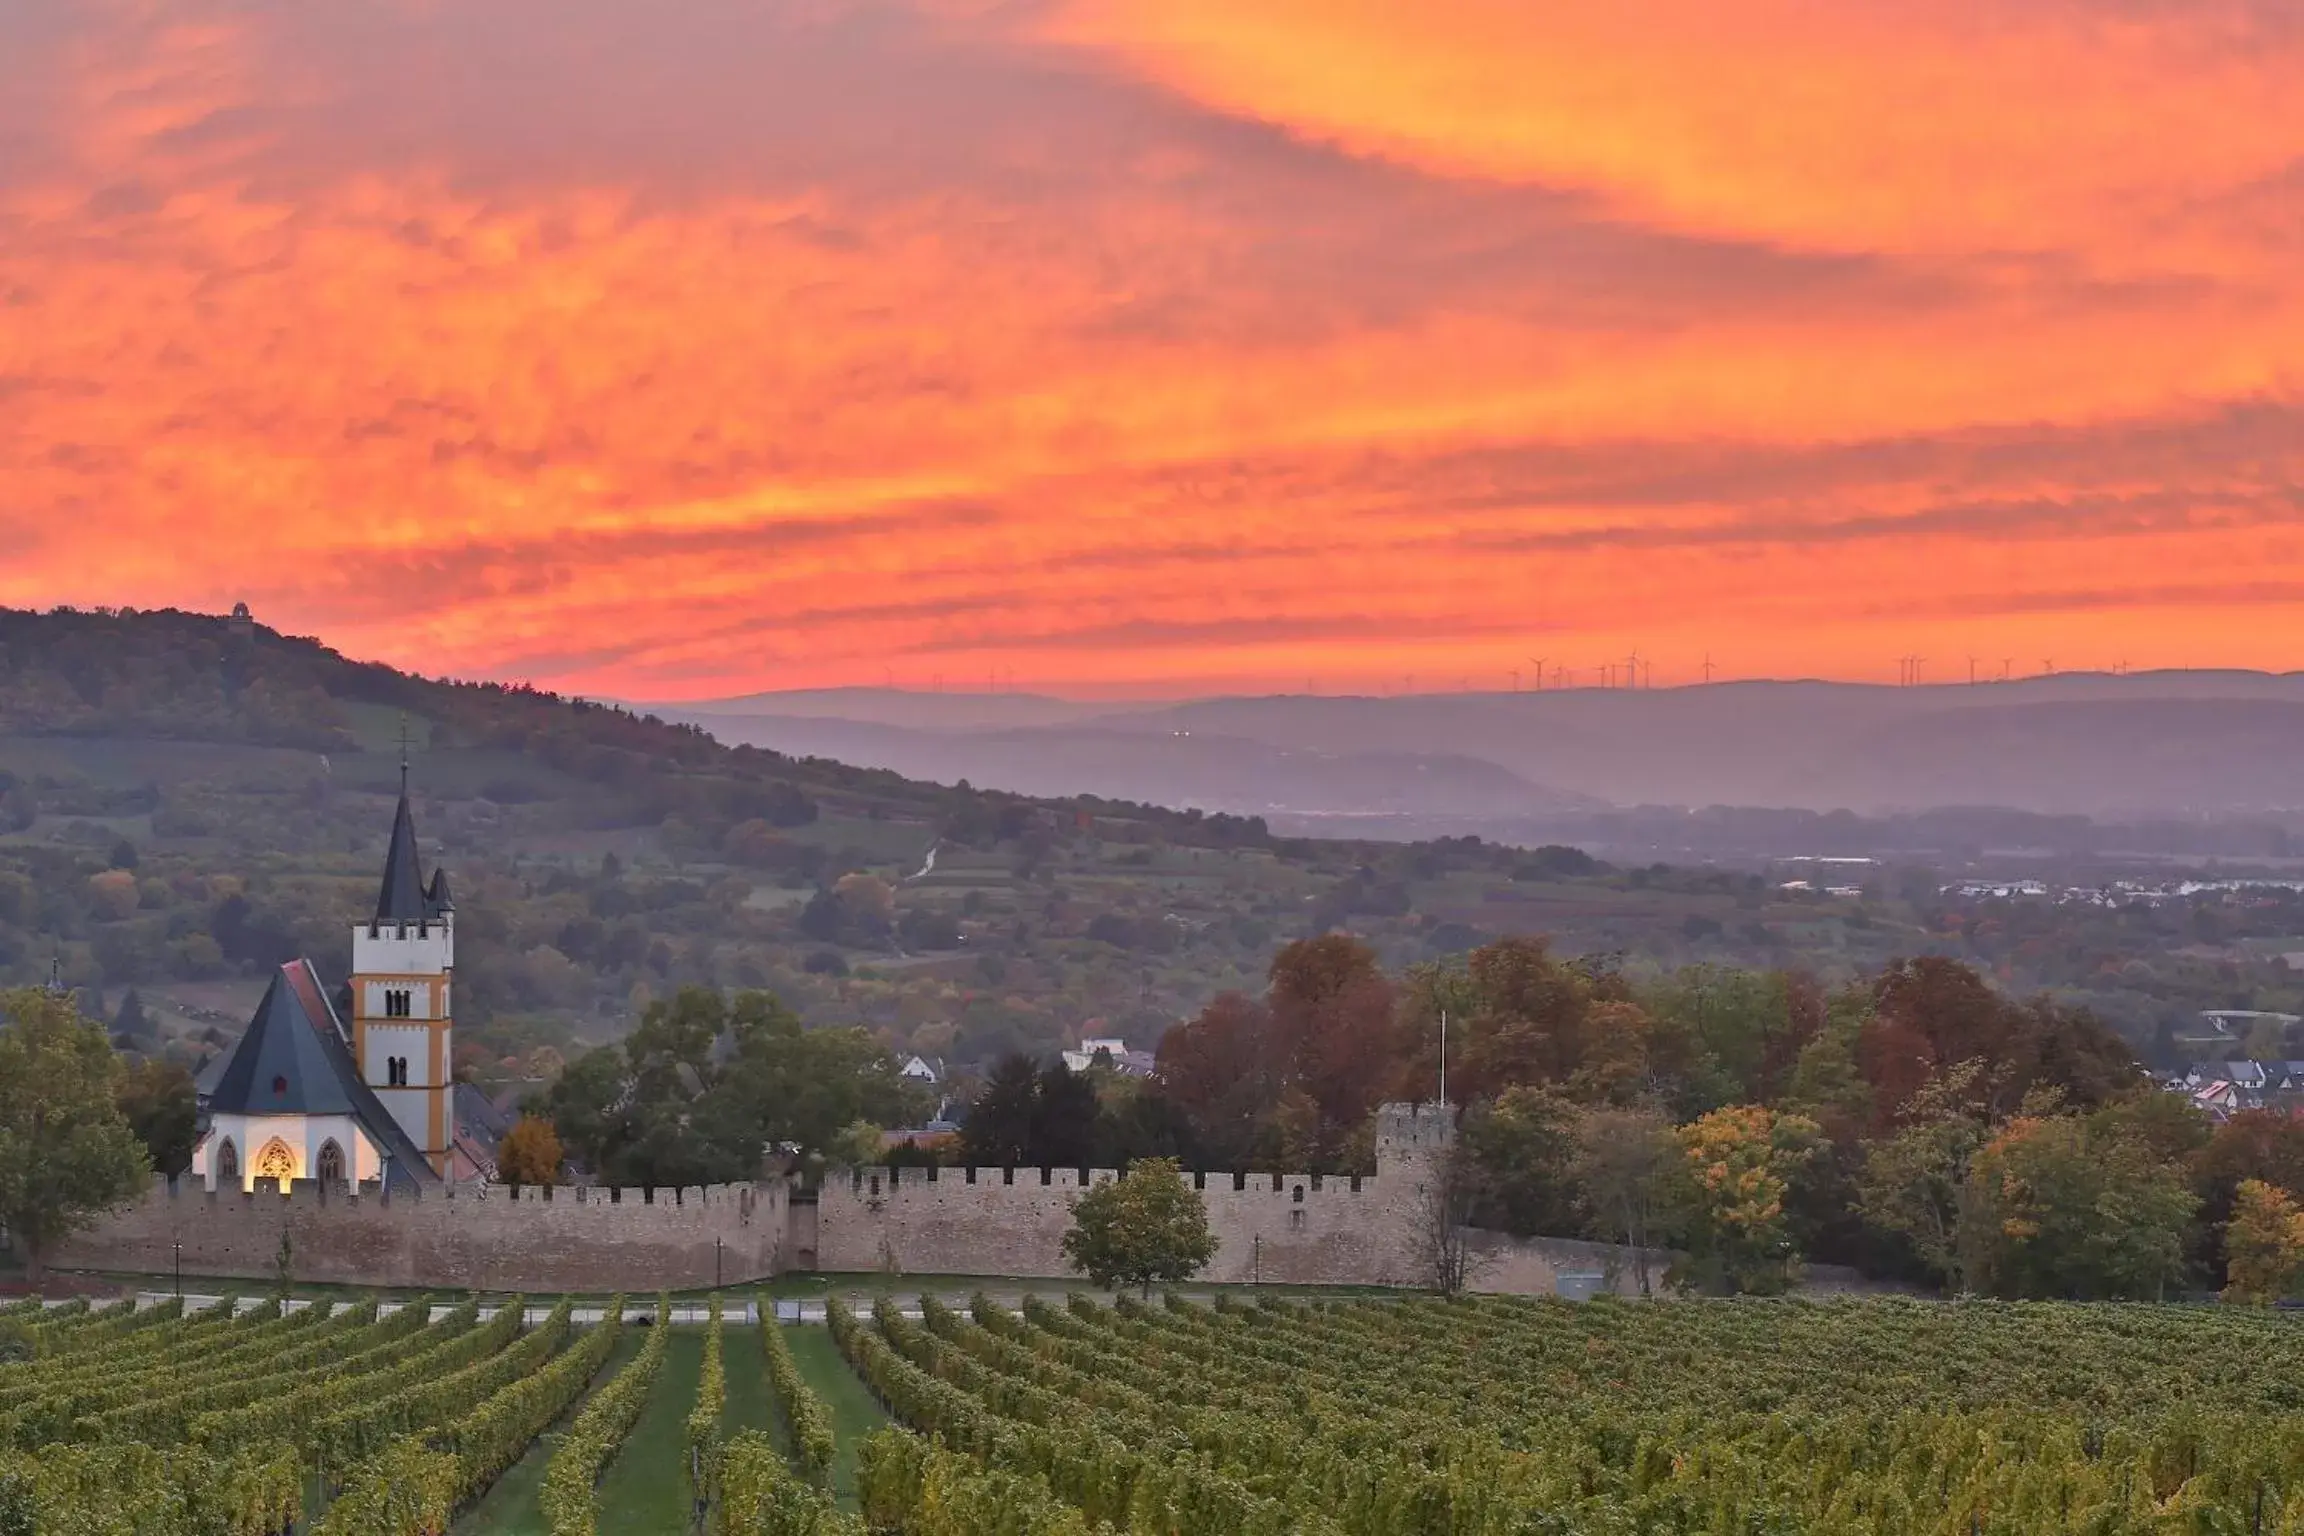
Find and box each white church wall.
[351,923,454,977]
[360,980,445,1021]
[201,1113,376,1191]
[373,1086,435,1152]
[362,1023,439,1086]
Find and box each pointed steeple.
[376,788,427,922]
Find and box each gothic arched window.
[254,1137,297,1186]
[216,1137,238,1184]
[317,1140,346,1185]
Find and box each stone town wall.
[812,1101,1458,1288]
[49,1177,785,1293]
[812,1163,1433,1286]
[49,1102,1670,1296]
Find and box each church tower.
[350,763,455,1175]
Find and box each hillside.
[3,608,2300,1087]
[658,672,2304,825]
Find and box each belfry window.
[384,988,413,1019]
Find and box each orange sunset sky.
[2,0,2300,698]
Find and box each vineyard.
[831,1291,2304,1536]
[10,1288,2304,1533]
[0,1292,860,1535]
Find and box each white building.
[189,772,455,1192]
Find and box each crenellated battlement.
[1374,1100,1458,1156]
[132,1172,767,1213]
[53,1102,1612,1296]
[53,1173,784,1291]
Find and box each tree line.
[908,935,2304,1300]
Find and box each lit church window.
[254,1138,297,1185]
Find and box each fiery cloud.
[0,0,2298,695]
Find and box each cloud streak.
[0,0,2298,695]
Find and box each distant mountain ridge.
[649,672,2304,820]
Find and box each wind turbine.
[2041,659,2055,676]
[1528,656,1547,691]
[1967,656,1979,685]
[1701,653,1715,685]
[1625,650,1643,690]
[1509,668,1521,693]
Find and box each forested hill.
[0,606,1273,848]
[3,606,2297,1093]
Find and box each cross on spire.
[397,712,412,795]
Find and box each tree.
[1154,993,1284,1169]
[959,1054,1041,1166]
[2223,1179,2304,1305]
[827,1119,887,1169]
[1457,1086,1583,1238]
[1958,1111,2197,1300]
[1860,959,2133,1133]
[0,988,152,1279]
[116,1058,198,1176]
[1419,1142,1477,1295]
[110,988,151,1044]
[1672,1104,1825,1295]
[1854,1062,1991,1291]
[1573,1103,1679,1297]
[496,1115,564,1188]
[539,987,926,1187]
[1061,1157,1217,1297]
[1030,1063,1100,1169]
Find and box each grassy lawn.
[781,1325,888,1510]
[456,1329,645,1536]
[593,1327,705,1535]
[722,1326,776,1437]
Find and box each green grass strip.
[780,1327,887,1512]
[591,1326,703,1535]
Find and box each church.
[192,773,463,1193]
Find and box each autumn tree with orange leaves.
[1671,1104,1824,1295]
[495,1114,564,1188]
[2222,1180,2304,1305]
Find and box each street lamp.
[715,1236,723,1292]
[173,1238,181,1299]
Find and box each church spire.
[376,716,450,923]
[376,786,427,923]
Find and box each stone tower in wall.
[1374,1101,1457,1183]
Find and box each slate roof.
[205,960,440,1190]
[208,964,364,1118]
[376,791,429,922]
[454,1081,513,1146]
[375,789,452,924]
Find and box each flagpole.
[1439,1009,1448,1107]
